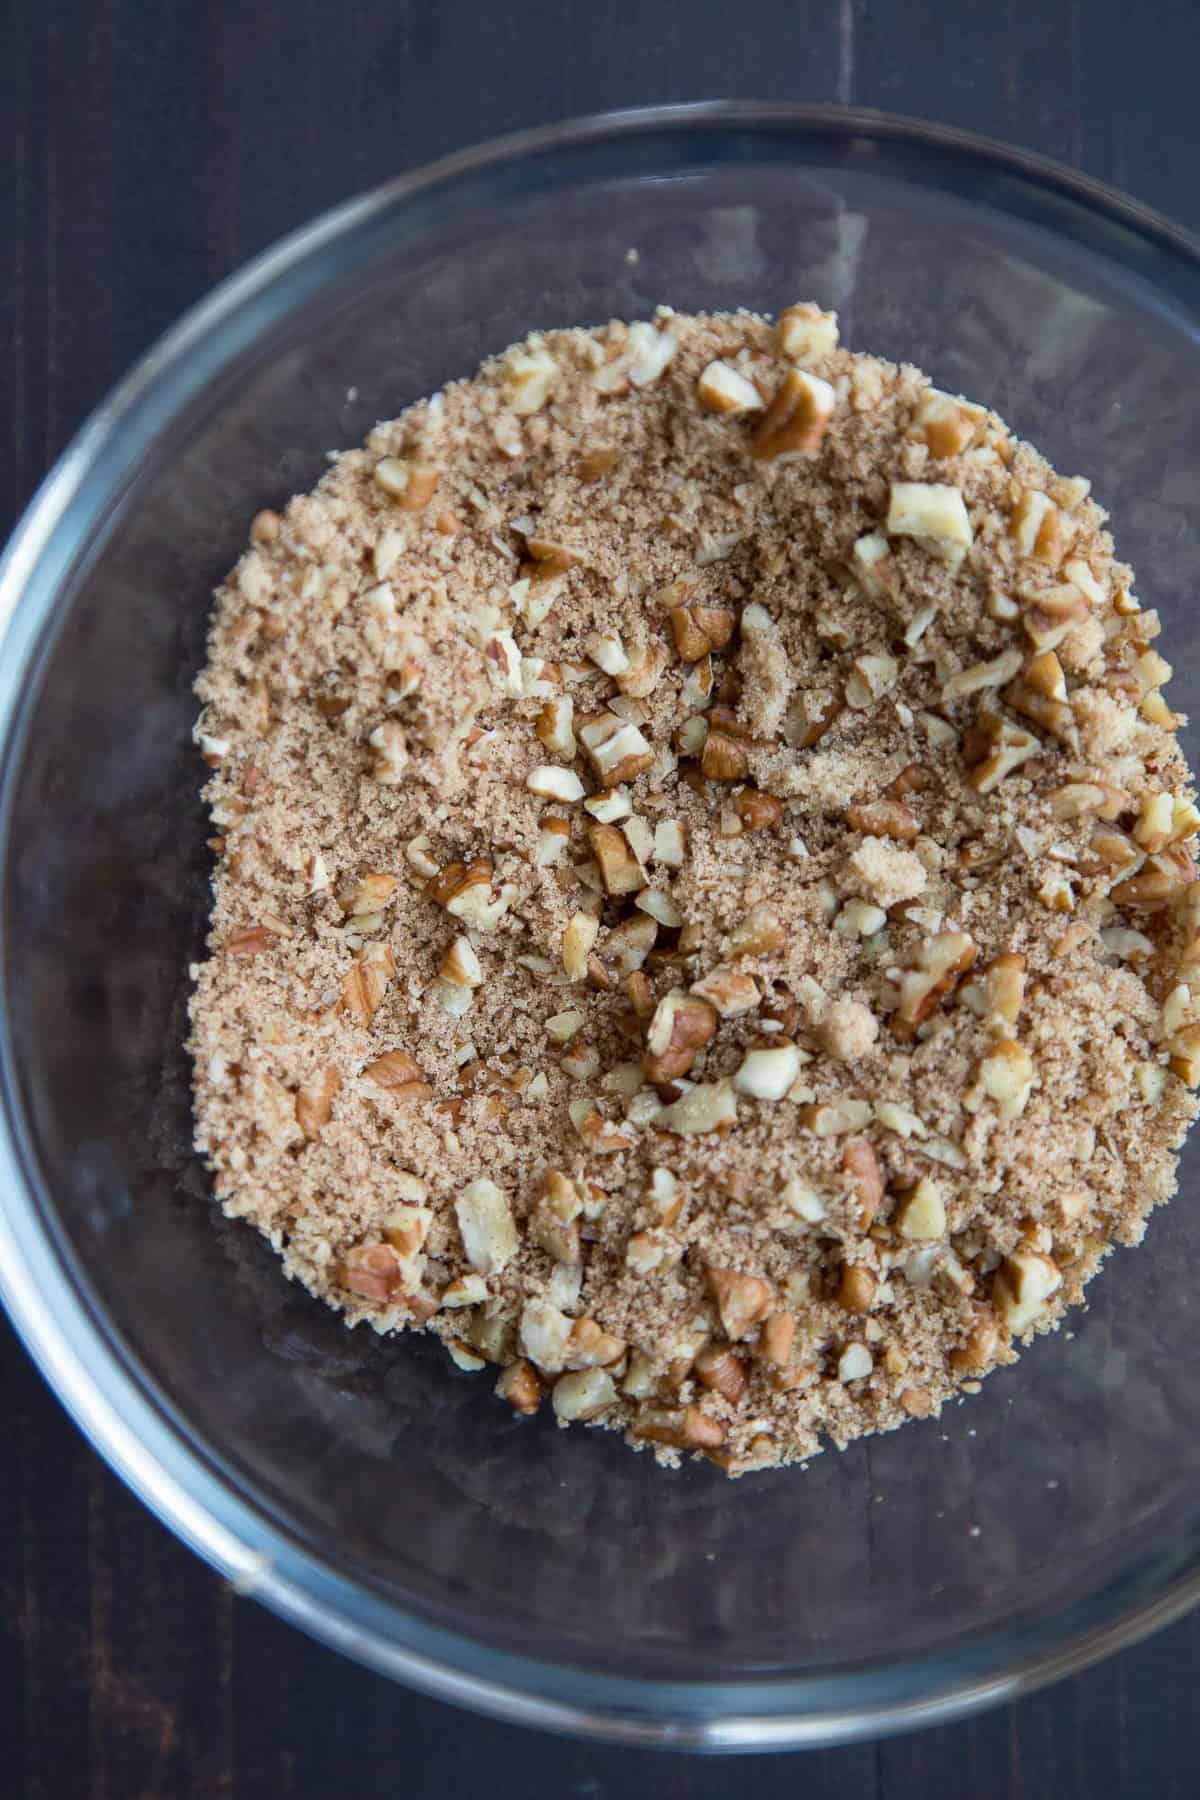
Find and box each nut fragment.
[892,931,977,1035]
[1142,690,1178,729]
[524,535,581,573]
[994,1249,1062,1334]
[842,1136,884,1229]
[441,1273,488,1308]
[535,695,576,760]
[562,911,601,982]
[785,688,841,749]
[913,388,985,458]
[836,1264,877,1314]
[624,320,678,387]
[846,798,919,843]
[428,859,510,931]
[405,835,439,880]
[1133,792,1179,854]
[545,1008,585,1045]
[949,1306,1002,1374]
[1111,847,1196,909]
[565,1316,626,1369]
[623,814,656,866]
[942,648,1024,702]
[440,935,484,991]
[777,302,839,363]
[527,765,585,802]
[657,1079,738,1136]
[835,898,886,939]
[535,817,571,867]
[578,711,655,784]
[338,1243,407,1304]
[1025,648,1068,701]
[645,1166,683,1226]
[759,1312,796,1368]
[503,346,559,415]
[1010,488,1064,564]
[373,457,440,510]
[886,482,973,563]
[339,871,397,918]
[695,1345,749,1402]
[850,532,895,599]
[1021,581,1090,653]
[918,710,957,748]
[1004,676,1072,740]
[1168,1025,1200,1087]
[669,603,736,662]
[607,914,658,974]
[677,716,708,757]
[295,1068,341,1139]
[729,906,786,956]
[587,821,645,896]
[752,368,836,460]
[873,1100,927,1139]
[691,966,760,1017]
[981,953,1026,1032]
[340,941,397,1024]
[531,1169,583,1264]
[633,1405,725,1450]
[625,1229,679,1276]
[705,1265,775,1340]
[496,1359,544,1415]
[837,1343,874,1383]
[553,1368,618,1422]
[654,818,687,866]
[700,729,750,782]
[455,1177,519,1274]
[577,445,621,480]
[382,1203,432,1272]
[1050,781,1128,823]
[584,630,630,677]
[697,360,765,414]
[644,989,718,1083]
[367,720,409,783]
[733,1043,803,1100]
[519,1299,574,1372]
[963,714,1040,793]
[226,926,278,958]
[735,788,783,832]
[585,786,632,824]
[799,1102,877,1144]
[895,1178,947,1240]
[568,1098,636,1152]
[616,638,668,697]
[845,652,899,711]
[362,1049,433,1102]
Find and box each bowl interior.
[5,114,1200,1731]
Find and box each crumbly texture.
[189,307,1200,1474]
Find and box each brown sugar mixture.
[189,305,1200,1473]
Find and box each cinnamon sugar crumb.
[189,306,1200,1474]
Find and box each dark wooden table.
[4,4,1199,1794]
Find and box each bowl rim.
[3,98,1200,1751]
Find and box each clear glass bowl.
[4,103,1200,1751]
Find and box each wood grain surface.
[3,3,1199,1794]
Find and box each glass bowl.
[4,102,1200,1752]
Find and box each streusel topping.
[190,305,1199,1472]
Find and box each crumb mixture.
[189,304,1200,1474]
